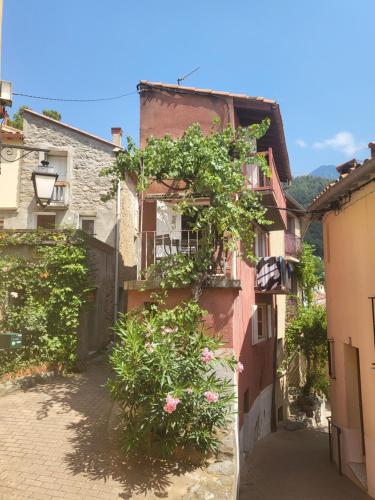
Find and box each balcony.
[255,256,293,294]
[49,181,69,209]
[246,148,287,230]
[135,230,237,282]
[285,232,301,259]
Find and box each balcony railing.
[255,256,292,294]
[136,230,236,280]
[50,182,69,207]
[285,231,301,257]
[245,148,287,229]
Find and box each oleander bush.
[108,301,240,456]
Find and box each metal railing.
[285,232,302,257]
[51,183,68,206]
[328,416,342,475]
[136,230,236,280]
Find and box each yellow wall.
[324,181,375,495]
[0,138,21,210]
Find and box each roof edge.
[308,158,375,213]
[23,109,123,150]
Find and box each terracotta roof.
[308,157,375,213]
[139,80,276,104]
[0,123,23,140]
[23,109,123,150]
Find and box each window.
[80,217,95,236]
[328,339,336,379]
[287,216,295,234]
[37,214,55,229]
[47,153,67,181]
[252,304,273,344]
[254,228,268,257]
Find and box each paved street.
[240,427,370,500]
[0,360,192,500]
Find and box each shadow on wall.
[31,360,195,498]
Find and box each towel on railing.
[256,256,286,291]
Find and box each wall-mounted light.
[31,160,58,207]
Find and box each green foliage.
[7,106,61,130]
[287,242,328,396]
[7,105,29,130]
[42,109,61,121]
[296,242,324,305]
[286,304,328,396]
[286,175,332,257]
[0,230,91,377]
[102,120,272,291]
[108,301,236,455]
[287,175,331,207]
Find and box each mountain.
[309,164,338,179]
[286,175,332,258]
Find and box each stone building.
[0,109,139,312]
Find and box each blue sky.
[4,0,375,176]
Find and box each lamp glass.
[32,172,58,205]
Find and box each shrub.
[108,301,237,456]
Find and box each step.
[347,462,367,491]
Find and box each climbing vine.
[0,230,92,378]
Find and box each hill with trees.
[286,175,332,257]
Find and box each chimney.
[111,127,122,147]
[369,142,375,159]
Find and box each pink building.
[124,81,293,459]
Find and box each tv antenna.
[177,66,200,86]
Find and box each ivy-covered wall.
[0,230,115,378]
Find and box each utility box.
[0,332,22,350]
[0,81,12,107]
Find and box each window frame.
[252,303,273,345]
[80,216,96,237]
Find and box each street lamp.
[31,160,58,207]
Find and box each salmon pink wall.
[234,254,275,425]
[140,90,234,146]
[127,287,237,345]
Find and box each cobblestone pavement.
[240,427,370,500]
[0,359,193,500]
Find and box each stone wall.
[2,111,118,247]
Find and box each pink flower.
[163,394,181,414]
[236,361,244,373]
[145,342,155,353]
[201,348,214,364]
[162,326,178,335]
[204,391,219,403]
[185,388,193,394]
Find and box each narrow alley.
[240,427,370,500]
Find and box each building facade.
[125,81,294,462]
[309,157,375,497]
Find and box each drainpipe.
[112,127,122,324]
